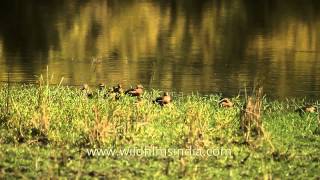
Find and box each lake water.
[0,0,320,99]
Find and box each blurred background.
[0,0,320,98]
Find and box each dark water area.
[0,0,320,99]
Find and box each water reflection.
[0,0,320,98]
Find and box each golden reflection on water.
[0,0,320,98]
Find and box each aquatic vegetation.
[0,83,319,179]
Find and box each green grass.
[0,83,319,179]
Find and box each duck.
[98,83,106,91]
[153,92,172,106]
[81,84,93,98]
[112,83,123,94]
[219,98,234,108]
[125,84,144,97]
[104,84,123,100]
[295,104,317,116]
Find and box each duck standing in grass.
[219,98,234,108]
[105,83,123,100]
[125,84,144,97]
[153,92,172,106]
[97,83,108,98]
[98,83,106,91]
[81,84,93,98]
[112,83,124,94]
[295,104,317,116]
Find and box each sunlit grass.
[0,83,319,179]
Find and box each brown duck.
[112,83,123,94]
[81,84,93,98]
[153,92,172,106]
[219,98,234,108]
[125,84,144,97]
[295,104,317,116]
[98,83,106,91]
[105,83,123,100]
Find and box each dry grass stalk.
[88,106,111,145]
[240,87,264,141]
[33,76,50,135]
[183,107,204,149]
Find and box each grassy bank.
[0,83,319,179]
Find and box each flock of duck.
[80,83,172,106]
[80,83,318,115]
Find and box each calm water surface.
[0,0,320,98]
